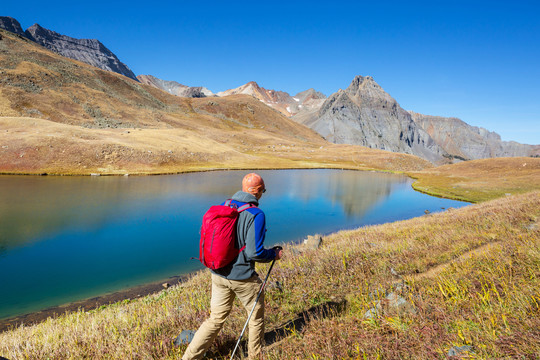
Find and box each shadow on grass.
[208,299,347,358]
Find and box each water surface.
[0,169,467,319]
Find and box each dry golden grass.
[0,116,432,175]
[0,191,538,359]
[409,157,540,202]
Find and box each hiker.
[182,173,283,360]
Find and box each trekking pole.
[229,246,282,360]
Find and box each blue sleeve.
[245,212,275,262]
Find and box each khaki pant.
[182,273,265,360]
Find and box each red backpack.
[199,200,254,270]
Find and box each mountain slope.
[0,29,431,174]
[137,74,213,98]
[297,76,448,163]
[409,111,539,160]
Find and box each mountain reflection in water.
[290,170,403,217]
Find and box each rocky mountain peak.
[0,16,28,38]
[348,75,374,87]
[295,75,448,163]
[345,75,392,105]
[246,81,260,88]
[294,88,326,103]
[24,23,137,81]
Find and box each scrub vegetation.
[1,191,538,359]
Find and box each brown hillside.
[410,157,540,202]
[0,29,431,175]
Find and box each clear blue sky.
[3,0,539,144]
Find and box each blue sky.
[3,0,539,144]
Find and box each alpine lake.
[0,169,467,321]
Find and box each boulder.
[376,292,416,316]
[174,330,196,346]
[448,345,473,357]
[364,291,416,318]
[303,234,323,250]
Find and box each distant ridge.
[409,112,540,160]
[0,16,137,81]
[217,81,326,117]
[137,75,213,98]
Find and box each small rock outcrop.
[364,291,416,318]
[137,75,213,98]
[303,234,323,250]
[448,345,474,357]
[0,16,28,38]
[409,111,539,160]
[25,23,138,81]
[174,330,196,346]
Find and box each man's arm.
[244,212,275,262]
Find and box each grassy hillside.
[0,29,431,175]
[0,191,537,359]
[409,157,540,202]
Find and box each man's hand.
[273,246,283,260]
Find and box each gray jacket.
[211,191,276,280]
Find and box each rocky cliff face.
[409,112,539,160]
[0,16,28,38]
[137,75,213,98]
[297,75,448,163]
[24,23,137,81]
[217,81,326,117]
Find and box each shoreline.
[0,165,398,177]
[0,274,191,333]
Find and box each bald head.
[242,173,265,199]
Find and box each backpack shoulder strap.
[237,203,256,212]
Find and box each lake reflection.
[0,170,466,319]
